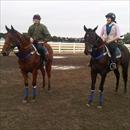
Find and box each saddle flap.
[105,45,121,58]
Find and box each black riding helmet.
[33,14,41,20]
[105,13,116,22]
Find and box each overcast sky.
[0,0,130,37]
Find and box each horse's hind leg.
[32,69,38,101]
[40,67,45,89]
[121,64,128,93]
[45,60,52,91]
[22,71,29,103]
[114,69,120,92]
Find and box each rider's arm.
[42,25,51,42]
[100,25,106,42]
[28,26,34,43]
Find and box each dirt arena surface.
[0,54,130,130]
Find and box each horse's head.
[83,25,100,55]
[1,26,23,56]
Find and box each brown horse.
[1,26,53,103]
[83,25,130,108]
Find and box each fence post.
[59,42,61,53]
[73,42,76,53]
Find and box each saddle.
[105,45,121,59]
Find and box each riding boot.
[110,60,117,70]
[110,52,117,70]
[41,54,48,66]
[36,43,48,65]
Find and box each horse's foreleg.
[114,69,120,92]
[98,73,107,108]
[22,71,29,103]
[40,67,45,89]
[45,60,52,91]
[32,69,38,100]
[87,69,97,106]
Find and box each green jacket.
[28,23,51,41]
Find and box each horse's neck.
[19,39,32,51]
[98,37,105,46]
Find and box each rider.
[100,12,121,70]
[28,14,51,64]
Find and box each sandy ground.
[0,54,130,130]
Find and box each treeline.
[0,32,84,43]
[122,33,130,44]
[51,36,84,43]
[0,33,5,39]
[0,32,130,44]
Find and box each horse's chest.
[92,62,107,73]
[18,60,39,72]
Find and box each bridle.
[10,32,32,52]
[85,36,104,51]
[84,35,106,60]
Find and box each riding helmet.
[105,13,116,22]
[33,14,41,20]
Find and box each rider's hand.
[102,38,106,42]
[106,40,112,44]
[44,40,48,44]
[30,37,34,43]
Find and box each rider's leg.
[107,43,117,70]
[36,43,48,64]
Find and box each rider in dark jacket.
[28,14,51,64]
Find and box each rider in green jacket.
[28,14,51,64]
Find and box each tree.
[123,33,130,44]
[0,33,4,39]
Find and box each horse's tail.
[119,44,130,93]
[45,43,53,90]
[44,43,53,73]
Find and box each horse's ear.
[84,25,88,32]
[93,25,98,32]
[5,25,10,32]
[11,25,15,31]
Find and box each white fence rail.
[0,41,130,54]
[0,41,85,54]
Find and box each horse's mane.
[9,29,30,42]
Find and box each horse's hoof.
[124,89,127,94]
[22,99,28,104]
[115,89,118,93]
[86,103,90,107]
[97,106,102,109]
[48,88,51,91]
[42,85,45,89]
[42,87,45,91]
[31,99,36,103]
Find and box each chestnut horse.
[83,25,130,108]
[1,26,53,103]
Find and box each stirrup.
[110,63,117,70]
